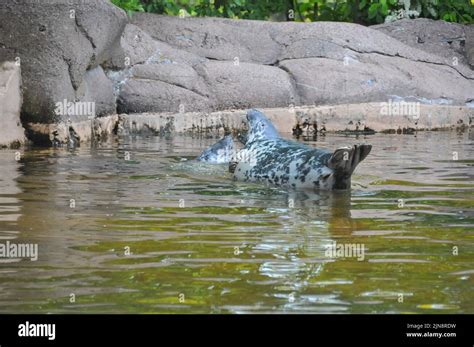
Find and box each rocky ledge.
[0,1,472,146]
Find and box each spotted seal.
[196,134,235,163]
[231,109,372,190]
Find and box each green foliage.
[111,0,474,24]
[111,0,145,17]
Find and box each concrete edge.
[24,103,474,145]
[0,61,26,148]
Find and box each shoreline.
[19,103,473,147]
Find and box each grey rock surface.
[1,6,473,145]
[373,19,472,68]
[0,0,127,124]
[0,62,25,147]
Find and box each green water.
[0,131,472,313]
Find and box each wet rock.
[292,123,304,137]
[27,115,119,146]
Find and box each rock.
[0,0,127,125]
[274,20,472,79]
[108,24,161,69]
[117,78,212,114]
[1,6,473,145]
[108,23,213,115]
[108,24,207,69]
[152,40,208,67]
[131,13,280,64]
[373,19,471,68]
[27,115,119,145]
[280,53,474,106]
[274,21,439,62]
[128,13,473,112]
[0,62,25,147]
[117,60,297,113]
[77,66,116,117]
[74,2,127,68]
[115,104,474,136]
[465,25,474,68]
[131,63,210,97]
[197,61,297,109]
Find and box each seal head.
[197,135,235,163]
[246,109,280,143]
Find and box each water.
[0,131,472,314]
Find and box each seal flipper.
[328,144,372,189]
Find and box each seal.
[231,109,372,190]
[196,134,235,163]
[245,109,279,143]
[235,109,279,145]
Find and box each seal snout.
[246,109,258,122]
[246,108,267,123]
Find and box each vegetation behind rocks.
[111,0,474,24]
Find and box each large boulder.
[108,23,207,69]
[131,13,281,64]
[132,63,209,96]
[279,54,474,106]
[1,7,473,145]
[0,0,127,125]
[125,14,473,112]
[77,66,116,116]
[115,23,297,113]
[196,61,297,109]
[0,62,25,147]
[110,23,214,114]
[273,20,443,63]
[373,19,473,68]
[464,25,474,68]
[118,78,212,114]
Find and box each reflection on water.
[0,131,472,313]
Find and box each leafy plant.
[111,0,145,17]
[110,0,474,24]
